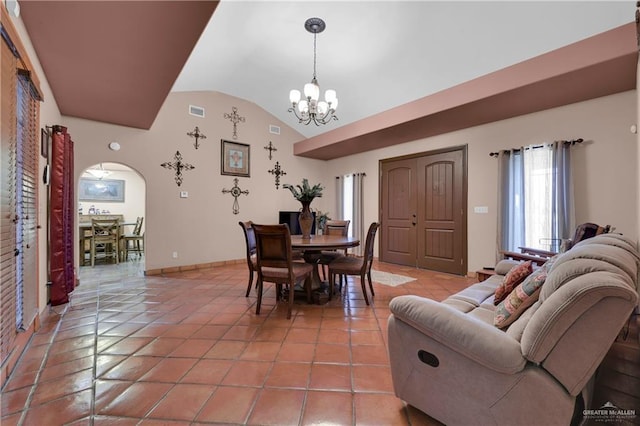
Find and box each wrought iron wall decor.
[222,178,249,214]
[224,106,245,140]
[268,161,287,189]
[160,151,195,187]
[264,141,277,160]
[187,126,207,149]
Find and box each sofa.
[387,233,639,426]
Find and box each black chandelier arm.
[288,105,337,126]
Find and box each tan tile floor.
[1,257,475,425]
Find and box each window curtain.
[497,142,575,259]
[49,125,75,305]
[352,173,365,256]
[496,149,525,258]
[335,176,343,220]
[551,141,574,246]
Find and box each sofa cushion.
[494,261,532,304]
[494,268,547,329]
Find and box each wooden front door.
[380,158,417,266]
[380,147,466,275]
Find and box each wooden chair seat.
[328,222,379,305]
[253,223,313,319]
[318,220,350,279]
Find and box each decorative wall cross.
[268,161,287,189]
[222,178,249,214]
[223,106,245,140]
[160,151,195,187]
[264,141,277,160]
[187,126,207,149]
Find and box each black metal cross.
[264,141,277,160]
[223,106,246,140]
[187,126,207,149]
[222,178,249,214]
[160,151,195,187]
[268,161,287,189]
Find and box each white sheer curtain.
[336,173,366,256]
[497,142,575,259]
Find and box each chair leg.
[287,281,295,319]
[328,272,334,300]
[367,270,375,296]
[360,273,370,305]
[305,275,312,304]
[245,268,254,297]
[90,242,95,267]
[255,278,264,315]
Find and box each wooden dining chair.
[239,221,259,297]
[318,219,350,280]
[90,218,120,266]
[328,222,380,305]
[121,216,144,261]
[252,224,314,319]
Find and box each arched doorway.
[78,162,146,269]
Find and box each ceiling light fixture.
[86,163,111,180]
[288,17,338,126]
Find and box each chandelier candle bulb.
[289,90,301,103]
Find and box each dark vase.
[298,201,314,239]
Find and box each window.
[498,142,574,254]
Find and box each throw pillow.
[494,268,548,329]
[494,260,533,305]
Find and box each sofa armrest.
[389,295,526,374]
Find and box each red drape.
[49,125,75,305]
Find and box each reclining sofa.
[387,233,639,425]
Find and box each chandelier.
[288,17,338,126]
[86,163,111,179]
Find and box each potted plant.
[283,178,323,239]
[315,210,331,234]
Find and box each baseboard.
[145,258,245,276]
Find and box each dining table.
[290,234,360,292]
[78,220,138,266]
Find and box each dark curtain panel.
[49,125,75,305]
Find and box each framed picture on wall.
[221,139,250,177]
[79,178,125,202]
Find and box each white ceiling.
[171,1,636,139]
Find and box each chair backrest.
[133,216,144,236]
[238,221,256,262]
[324,219,350,237]
[362,222,380,269]
[571,222,610,245]
[91,218,119,239]
[252,224,294,270]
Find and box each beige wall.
[325,90,638,273]
[66,91,329,273]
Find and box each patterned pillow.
[494,261,533,305]
[494,268,548,329]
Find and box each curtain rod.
[489,138,583,157]
[335,173,367,178]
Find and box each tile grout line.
[14,303,70,426]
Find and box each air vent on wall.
[269,124,281,135]
[189,105,205,118]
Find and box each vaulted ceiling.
[19,1,637,160]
